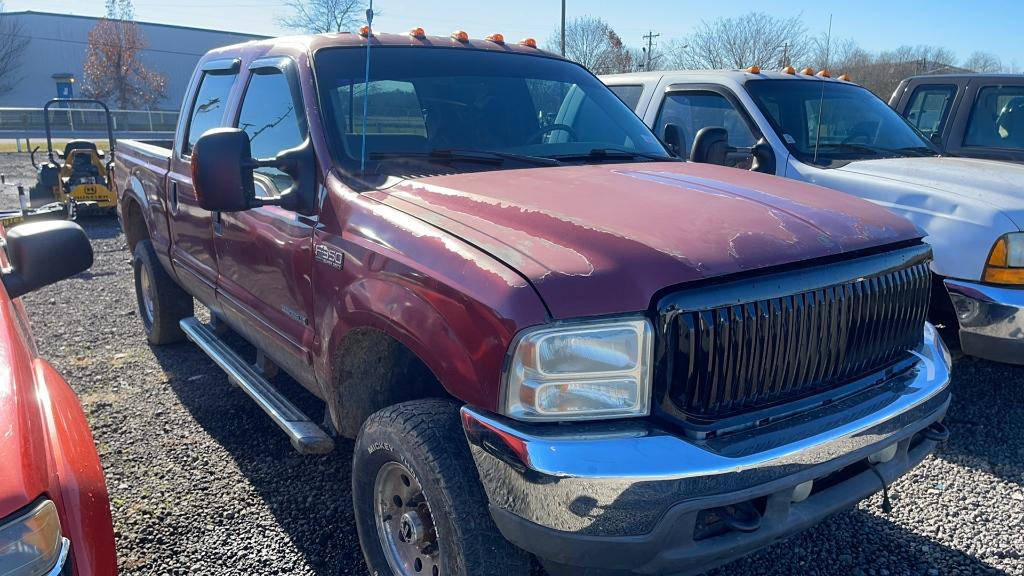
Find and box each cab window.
[965,85,1024,150]
[183,71,236,155]
[654,91,755,165]
[905,85,955,138]
[608,84,643,110]
[235,69,307,197]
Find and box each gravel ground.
[1,151,1022,576]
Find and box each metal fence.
[0,107,179,134]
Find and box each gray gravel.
[1,151,1022,575]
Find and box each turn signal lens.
[0,500,65,576]
[519,37,537,48]
[486,33,505,43]
[451,30,469,42]
[409,27,426,39]
[983,233,1024,284]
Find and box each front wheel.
[352,399,530,576]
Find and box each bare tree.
[81,0,167,108]
[279,0,365,34]
[963,51,1003,73]
[679,13,809,70]
[546,15,614,72]
[0,2,27,96]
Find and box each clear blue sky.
[6,0,1023,66]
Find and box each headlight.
[983,233,1024,285]
[502,318,653,421]
[0,500,66,576]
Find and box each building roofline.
[2,10,272,38]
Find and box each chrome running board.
[179,317,334,455]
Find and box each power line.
[642,29,660,70]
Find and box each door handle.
[170,181,179,213]
[213,211,223,236]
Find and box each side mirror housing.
[690,126,730,165]
[3,221,93,299]
[191,128,257,212]
[751,137,776,174]
[663,123,683,157]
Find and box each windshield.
[314,47,671,173]
[746,79,938,167]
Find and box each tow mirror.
[2,221,93,299]
[690,127,730,165]
[191,128,257,212]
[663,123,683,157]
[192,127,317,214]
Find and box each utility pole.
[642,30,660,70]
[560,0,566,56]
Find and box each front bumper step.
[179,317,334,455]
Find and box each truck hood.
[380,162,921,318]
[835,156,1024,229]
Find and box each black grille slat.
[665,259,931,420]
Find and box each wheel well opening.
[122,197,149,252]
[328,327,451,439]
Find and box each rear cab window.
[965,85,1024,150]
[183,70,237,156]
[905,84,956,138]
[607,84,643,111]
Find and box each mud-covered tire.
[353,399,530,576]
[133,239,193,344]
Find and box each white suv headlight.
[502,318,653,421]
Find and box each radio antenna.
[812,14,832,165]
[359,0,374,174]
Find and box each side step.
[179,317,334,455]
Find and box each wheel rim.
[373,461,441,576]
[138,263,155,327]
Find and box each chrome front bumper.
[462,325,952,573]
[945,279,1024,365]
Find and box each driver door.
[213,57,318,388]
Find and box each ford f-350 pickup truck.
[603,68,1024,366]
[114,31,952,576]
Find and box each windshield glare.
[746,80,936,167]
[314,47,669,172]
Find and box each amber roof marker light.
[358,25,370,37]
[781,65,796,74]
[816,69,832,78]
[486,33,505,44]
[800,67,815,75]
[409,27,426,39]
[519,37,537,48]
[837,73,851,82]
[451,30,469,42]
[745,65,761,74]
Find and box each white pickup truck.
[603,69,1024,365]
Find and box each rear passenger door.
[167,59,239,304]
[214,57,317,384]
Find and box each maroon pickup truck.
[114,31,953,576]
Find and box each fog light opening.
[791,479,814,503]
[868,443,898,464]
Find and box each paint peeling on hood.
[379,161,922,318]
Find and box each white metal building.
[0,11,268,110]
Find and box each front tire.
[353,399,530,576]
[133,239,193,344]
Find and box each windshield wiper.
[371,149,562,167]
[551,148,677,162]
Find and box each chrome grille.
[657,245,932,422]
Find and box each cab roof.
[603,69,859,85]
[206,31,561,60]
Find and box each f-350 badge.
[314,243,345,269]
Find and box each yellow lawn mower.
[29,98,117,214]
